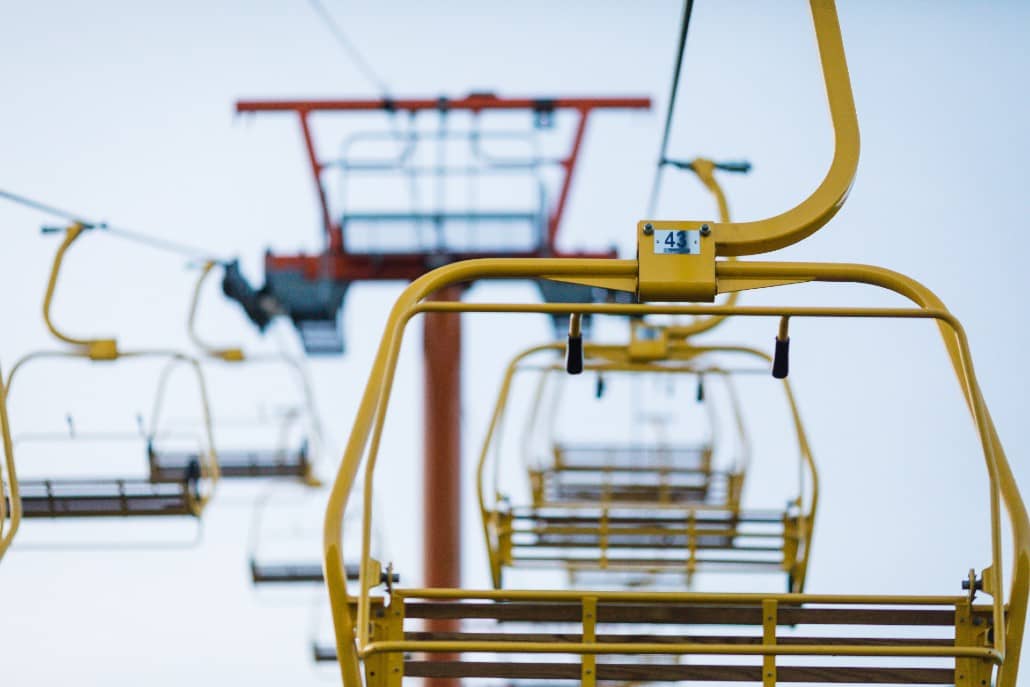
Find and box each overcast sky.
[2,1,1029,685]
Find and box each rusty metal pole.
[423,284,463,687]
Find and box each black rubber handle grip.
[714,160,752,174]
[566,334,584,375]
[772,337,790,379]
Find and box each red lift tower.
[224,93,650,676]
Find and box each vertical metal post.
[423,284,463,687]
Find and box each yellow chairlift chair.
[2,224,219,520]
[479,337,813,591]
[147,260,323,485]
[320,2,1029,684]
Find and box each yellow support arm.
[542,0,859,302]
[662,157,740,338]
[188,261,245,362]
[42,224,118,360]
[699,0,859,256]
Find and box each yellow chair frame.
[322,2,1028,685]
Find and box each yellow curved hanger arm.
[665,157,740,338]
[188,261,244,362]
[42,224,118,360]
[701,0,859,256]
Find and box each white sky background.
[2,0,1030,684]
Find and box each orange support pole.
[422,284,463,687]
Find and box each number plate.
[654,229,701,255]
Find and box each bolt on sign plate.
[654,229,701,255]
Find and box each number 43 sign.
[653,229,701,255]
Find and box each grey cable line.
[0,187,225,262]
[0,188,93,227]
[306,0,392,97]
[646,0,695,217]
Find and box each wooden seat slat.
[542,464,716,475]
[401,601,967,626]
[517,539,778,551]
[250,560,360,584]
[511,512,785,525]
[151,448,309,481]
[400,631,955,646]
[15,478,197,517]
[404,661,954,683]
[512,556,783,568]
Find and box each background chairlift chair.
[478,342,811,591]
[147,261,323,485]
[519,343,748,511]
[2,223,219,520]
[320,3,1029,684]
[226,93,650,351]
[246,485,387,587]
[247,487,351,586]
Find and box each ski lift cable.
[0,187,226,263]
[306,0,392,98]
[646,0,695,217]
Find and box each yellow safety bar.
[0,362,19,562]
[3,225,220,517]
[322,2,1026,684]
